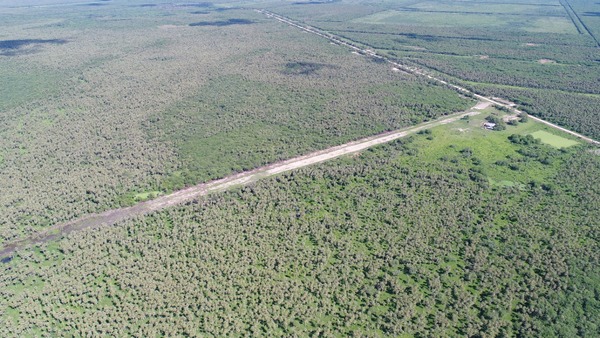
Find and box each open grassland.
[468,83,600,140]
[404,108,571,186]
[353,10,578,34]
[0,2,472,244]
[1,110,598,336]
[530,130,580,148]
[406,1,565,16]
[525,16,582,33]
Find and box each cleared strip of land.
[3,9,597,257]
[0,110,480,258]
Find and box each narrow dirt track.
[0,111,480,258]
[3,10,598,258]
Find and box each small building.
[484,122,496,130]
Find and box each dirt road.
[258,9,600,146]
[0,111,480,259]
[3,11,597,258]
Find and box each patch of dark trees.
[508,134,540,146]
[0,39,67,56]
[179,2,213,7]
[293,0,340,4]
[79,2,107,6]
[393,33,501,42]
[368,56,386,64]
[282,61,335,75]
[189,19,253,27]
[334,30,506,44]
[138,3,213,8]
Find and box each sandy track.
[0,111,480,258]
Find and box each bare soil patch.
[473,101,491,110]
[404,45,426,50]
[158,25,184,29]
[503,114,519,122]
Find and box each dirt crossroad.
[258,9,600,146]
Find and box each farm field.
[353,10,577,34]
[530,130,580,148]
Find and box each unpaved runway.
[0,110,479,258]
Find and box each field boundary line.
[561,0,600,46]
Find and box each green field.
[133,191,161,202]
[530,130,580,148]
[352,9,578,34]
[354,10,506,27]
[393,107,578,187]
[407,2,565,16]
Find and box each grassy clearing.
[392,106,579,187]
[530,130,579,148]
[352,9,578,34]
[134,191,162,201]
[407,2,565,16]
[353,10,506,27]
[525,17,579,34]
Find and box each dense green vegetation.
[0,1,471,244]
[150,74,468,191]
[1,1,599,336]
[1,115,598,336]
